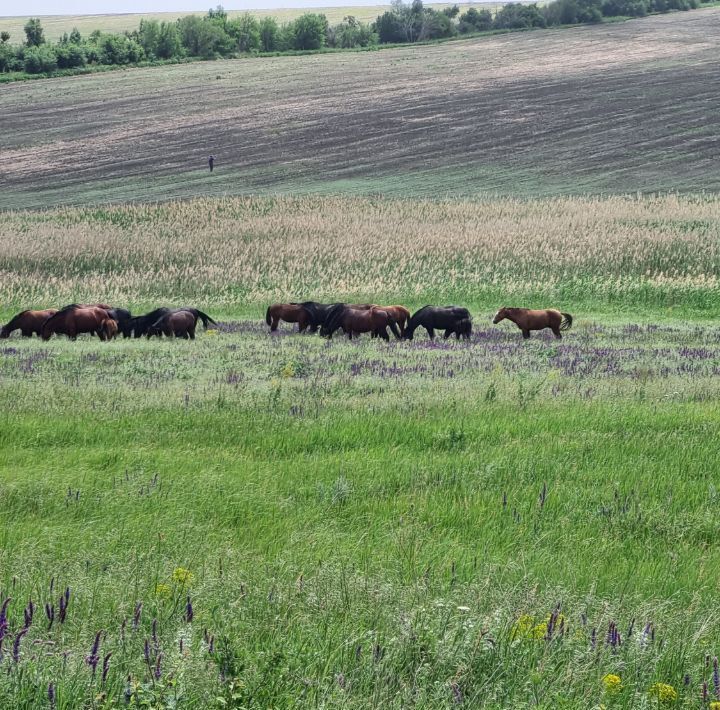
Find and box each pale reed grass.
[1,194,718,312]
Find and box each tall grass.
[1,194,719,316]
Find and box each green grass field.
[1,194,720,706]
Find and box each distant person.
[208,155,215,173]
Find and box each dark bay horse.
[492,307,572,339]
[266,303,311,333]
[41,307,118,341]
[128,308,172,338]
[404,306,472,340]
[1,309,57,338]
[151,310,197,339]
[291,302,340,333]
[376,305,411,336]
[321,305,400,340]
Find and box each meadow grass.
[1,322,720,707]
[1,194,720,706]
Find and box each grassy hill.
[1,8,719,210]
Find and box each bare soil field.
[1,9,718,209]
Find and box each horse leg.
[380,327,390,341]
[22,330,32,338]
[427,327,435,340]
[443,329,451,339]
[189,326,196,340]
[552,326,562,339]
[522,329,531,340]
[270,316,279,332]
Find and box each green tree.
[69,27,82,44]
[138,18,160,57]
[288,13,328,50]
[228,13,260,52]
[24,18,45,47]
[458,7,493,32]
[156,22,183,58]
[0,42,17,71]
[258,16,279,52]
[0,31,10,43]
[55,42,87,68]
[23,44,57,73]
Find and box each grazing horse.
[492,307,572,339]
[370,305,411,337]
[1,309,57,338]
[151,310,197,339]
[404,306,472,340]
[321,304,400,341]
[291,302,341,333]
[41,307,117,341]
[266,303,311,333]
[128,308,172,338]
[106,308,132,337]
[101,318,119,340]
[143,308,217,338]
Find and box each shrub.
[23,45,57,73]
[96,33,145,65]
[55,42,86,68]
[24,18,45,47]
[458,7,493,33]
[228,13,261,53]
[327,16,377,48]
[287,13,328,50]
[259,17,279,52]
[601,0,648,15]
[493,3,547,29]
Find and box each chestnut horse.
[1,309,57,338]
[41,307,116,341]
[492,307,572,339]
[266,303,311,333]
[321,305,400,340]
[151,310,197,339]
[376,305,411,336]
[102,318,119,340]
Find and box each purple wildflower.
[451,681,464,704]
[144,639,151,666]
[102,652,112,685]
[154,653,163,680]
[13,628,28,663]
[684,673,690,687]
[336,672,346,690]
[539,482,547,508]
[45,602,55,630]
[590,627,596,650]
[713,657,719,699]
[23,599,34,629]
[208,635,214,654]
[179,638,184,654]
[120,617,127,642]
[58,587,70,623]
[48,683,56,709]
[0,597,10,658]
[703,681,709,702]
[133,602,142,631]
[185,596,194,623]
[85,631,101,675]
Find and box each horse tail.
[560,313,573,331]
[195,310,217,329]
[265,306,272,326]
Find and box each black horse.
[107,308,133,338]
[291,302,341,333]
[128,308,171,338]
[404,306,472,340]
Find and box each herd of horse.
[266,302,573,340]
[0,304,217,340]
[0,301,573,343]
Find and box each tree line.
[0,0,710,77]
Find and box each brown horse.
[322,305,400,340]
[376,305,411,336]
[266,303,311,333]
[101,318,119,340]
[41,307,115,341]
[492,307,572,339]
[152,310,197,339]
[1,309,58,338]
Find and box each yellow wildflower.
[602,674,622,694]
[155,583,171,598]
[510,614,534,639]
[648,683,677,703]
[172,567,194,585]
[710,703,720,710]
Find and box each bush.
[258,17,279,52]
[458,7,493,33]
[287,13,328,50]
[327,16,377,48]
[96,33,145,65]
[374,11,405,43]
[55,42,86,68]
[23,45,57,73]
[228,13,261,53]
[493,3,547,29]
[601,0,648,15]
[0,42,18,72]
[24,18,45,47]
[177,15,233,58]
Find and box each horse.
[404,306,472,340]
[106,308,133,337]
[1,309,58,338]
[370,305,411,337]
[101,318,119,340]
[321,304,400,341]
[266,303,311,333]
[290,302,341,333]
[142,308,217,338]
[492,307,572,339]
[150,310,197,339]
[41,307,117,341]
[128,308,171,338]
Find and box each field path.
[1,9,719,208]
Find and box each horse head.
[492,307,508,324]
